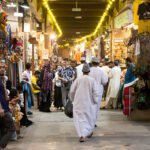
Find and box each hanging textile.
[135,38,140,55]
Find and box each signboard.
[114,9,133,29]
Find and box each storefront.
[112,7,134,65]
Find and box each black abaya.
[54,85,63,108]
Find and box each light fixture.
[14,0,23,17]
[75,16,82,19]
[21,0,29,9]
[76,0,116,43]
[72,8,81,12]
[72,1,82,12]
[14,12,23,17]
[50,33,57,40]
[43,0,62,37]
[76,32,81,34]
[7,2,16,8]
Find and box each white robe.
[106,66,121,104]
[89,67,108,109]
[76,64,84,78]
[70,75,99,138]
[101,65,111,76]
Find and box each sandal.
[87,132,93,138]
[79,136,85,142]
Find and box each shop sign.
[114,9,133,29]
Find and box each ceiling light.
[75,16,82,19]
[7,2,16,8]
[21,0,29,9]
[43,0,62,37]
[14,12,23,17]
[72,1,81,12]
[76,0,116,42]
[72,8,81,12]
[76,32,80,34]
[14,0,23,17]
[50,33,57,40]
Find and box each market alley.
[9,110,150,150]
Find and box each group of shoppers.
[0,62,33,150]
[69,56,137,142]
[0,56,137,148]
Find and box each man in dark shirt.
[58,59,75,106]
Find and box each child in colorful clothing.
[9,88,23,137]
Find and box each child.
[9,88,23,138]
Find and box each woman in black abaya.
[39,62,53,112]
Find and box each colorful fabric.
[75,51,82,64]
[58,67,75,81]
[6,23,11,50]
[124,63,136,85]
[123,87,132,116]
[22,81,34,111]
[42,63,52,91]
[31,75,40,94]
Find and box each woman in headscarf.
[39,62,53,112]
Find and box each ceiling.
[48,0,109,44]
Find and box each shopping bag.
[64,100,73,118]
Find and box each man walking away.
[89,57,108,114]
[70,64,100,142]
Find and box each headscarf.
[42,63,52,91]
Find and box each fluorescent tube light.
[75,16,82,19]
[14,12,23,17]
[72,8,81,12]
[7,3,16,8]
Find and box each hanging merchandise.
[0,12,7,57]
[6,23,11,51]
[0,29,6,53]
[7,51,23,87]
[104,34,111,61]
[100,36,105,59]
[0,11,8,32]
[135,38,140,56]
[75,49,82,64]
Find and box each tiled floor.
[8,110,150,150]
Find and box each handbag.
[64,99,73,118]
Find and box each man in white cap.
[76,57,86,78]
[89,57,108,118]
[70,64,100,142]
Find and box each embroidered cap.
[92,57,100,63]
[82,64,90,73]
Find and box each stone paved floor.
[8,110,150,150]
